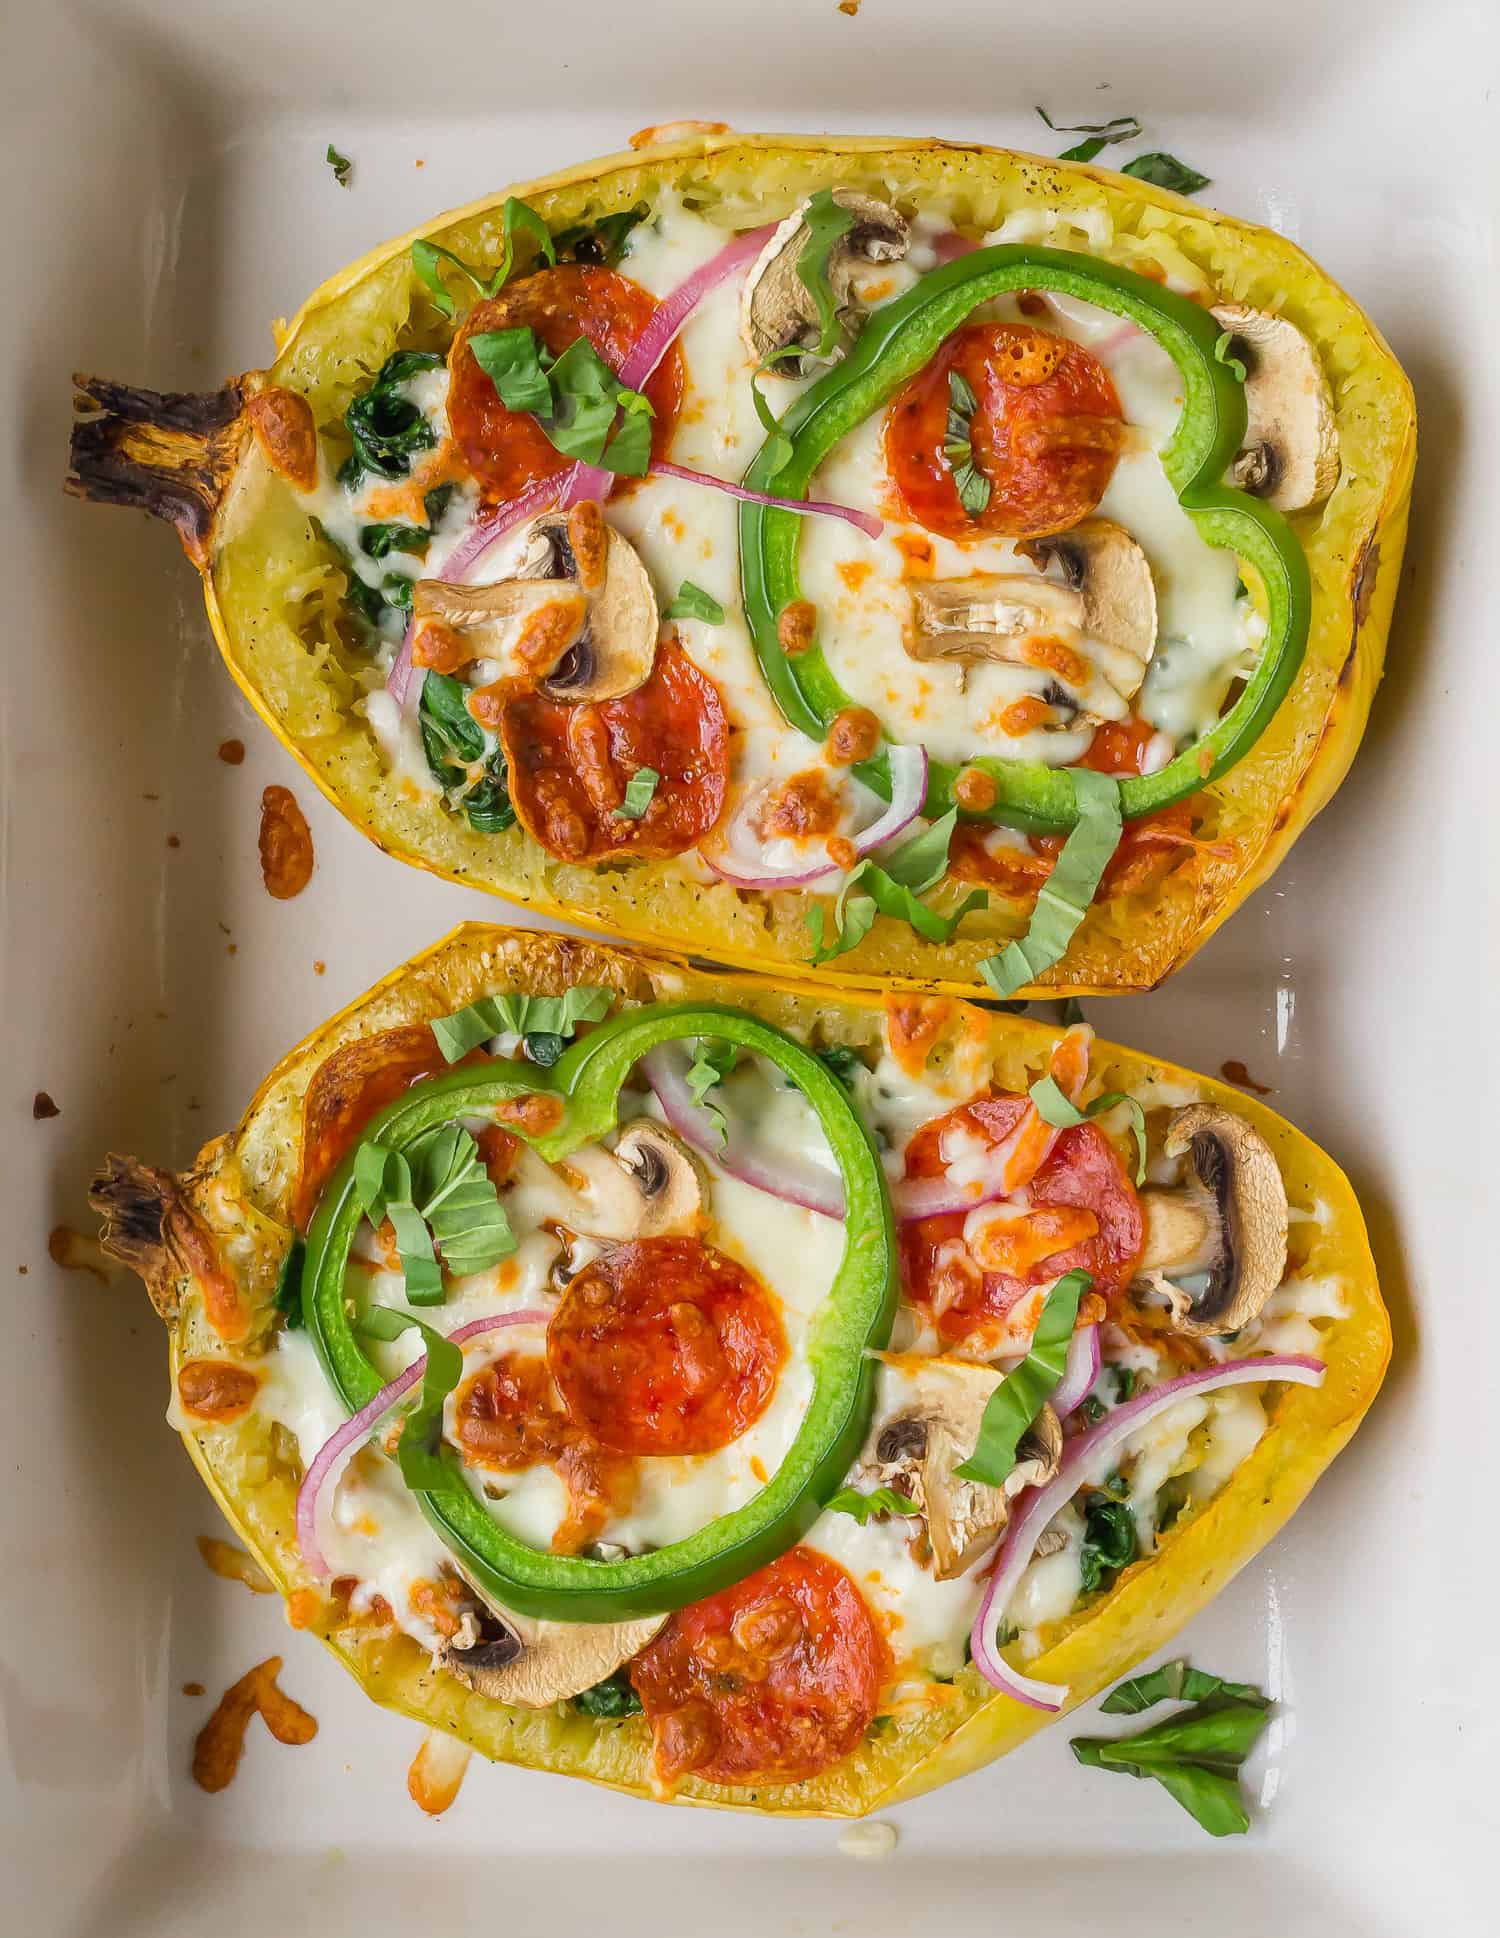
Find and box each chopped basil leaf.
[977,769,1122,996]
[750,372,794,476]
[359,521,430,561]
[1213,331,1248,383]
[1079,1393,1106,1424]
[826,1485,920,1526]
[613,766,660,821]
[1120,152,1211,195]
[553,205,650,267]
[1036,107,1143,140]
[1113,1365,1139,1404]
[1029,1074,1149,1185]
[351,1141,442,1303]
[406,1123,517,1279]
[545,336,655,476]
[943,369,991,518]
[430,986,614,1064]
[409,197,556,319]
[382,574,414,614]
[468,326,555,413]
[663,581,726,625]
[1102,1660,1269,1717]
[815,1044,863,1090]
[358,1305,466,1492]
[807,809,987,964]
[272,1238,305,1330]
[953,1270,1089,1485]
[793,188,857,360]
[573,1668,642,1717]
[1079,1494,1138,1593]
[325,143,352,188]
[686,1038,737,1147]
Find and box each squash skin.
[98,923,1389,1817]
[75,130,1415,997]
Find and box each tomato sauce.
[258,785,314,900]
[497,639,728,863]
[885,322,1122,539]
[900,1093,1143,1346]
[446,265,684,501]
[632,1548,888,1787]
[177,1358,259,1421]
[191,1657,317,1793]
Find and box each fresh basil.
[1113,1365,1139,1404]
[826,1486,920,1526]
[358,1305,465,1493]
[544,336,655,476]
[1102,1660,1268,1717]
[573,1668,643,1716]
[663,581,726,625]
[1070,1690,1272,1838]
[352,1142,441,1303]
[468,326,555,414]
[406,1124,517,1279]
[613,767,660,821]
[1120,152,1211,195]
[1079,1494,1139,1593]
[273,1238,306,1330]
[749,374,795,477]
[686,1038,737,1147]
[1029,1074,1149,1185]
[430,985,614,1064]
[943,369,992,517]
[325,143,352,188]
[410,197,556,320]
[953,1270,1090,1485]
[1035,108,1143,157]
[792,187,858,361]
[1213,331,1248,384]
[977,769,1123,997]
[552,204,649,266]
[382,574,415,615]
[359,521,431,561]
[807,808,987,964]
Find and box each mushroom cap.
[442,1601,665,1707]
[529,510,659,703]
[560,1119,707,1240]
[411,576,587,681]
[740,190,910,368]
[1210,304,1340,513]
[1018,517,1159,698]
[870,1354,1064,1579]
[1139,1103,1289,1336]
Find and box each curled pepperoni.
[900,1094,1143,1347]
[496,639,728,862]
[453,1350,635,1554]
[885,322,1122,539]
[259,786,314,900]
[547,1237,786,1456]
[293,1026,450,1230]
[447,265,684,502]
[631,1548,888,1787]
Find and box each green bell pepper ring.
[302,1001,897,1622]
[739,243,1312,837]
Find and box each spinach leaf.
[573,1669,642,1717]
[341,350,444,485]
[1079,1494,1139,1593]
[1120,152,1211,194]
[418,672,516,836]
[553,204,650,266]
[359,521,431,561]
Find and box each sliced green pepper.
[302,1001,896,1622]
[739,244,1311,836]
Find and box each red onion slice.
[294,1307,549,1577]
[651,460,884,539]
[932,231,980,263]
[969,1354,1327,1711]
[1050,1323,1101,1420]
[641,1043,845,1219]
[708,744,929,891]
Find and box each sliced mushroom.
[442,1601,664,1707]
[1136,1104,1288,1335]
[559,1120,707,1240]
[740,190,910,370]
[411,502,658,702]
[1209,305,1340,513]
[909,521,1158,706]
[870,1354,1063,1579]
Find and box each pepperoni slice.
[950,715,1214,902]
[447,265,684,501]
[900,1094,1144,1347]
[495,639,729,862]
[547,1237,786,1457]
[293,1025,451,1230]
[452,1350,635,1555]
[885,322,1122,539]
[631,1548,888,1787]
